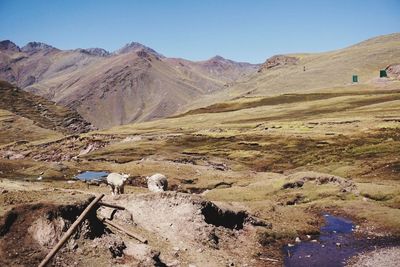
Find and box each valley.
[0,33,399,266]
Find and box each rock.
[49,162,68,172]
[285,171,357,193]
[124,242,161,264]
[28,216,65,248]
[167,260,181,266]
[386,64,400,80]
[0,40,20,52]
[258,55,298,72]
[336,243,341,247]
[98,207,117,220]
[282,180,304,189]
[78,144,95,156]
[245,216,272,227]
[9,153,24,160]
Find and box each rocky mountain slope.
[0,80,93,145]
[0,41,259,128]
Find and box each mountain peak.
[21,42,59,53]
[0,40,21,52]
[77,48,110,57]
[210,55,226,61]
[116,41,164,58]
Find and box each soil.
[347,247,400,267]
[0,180,273,266]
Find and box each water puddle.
[75,171,109,181]
[283,213,398,267]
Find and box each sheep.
[106,173,130,195]
[146,173,168,192]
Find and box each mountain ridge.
[0,39,259,128]
[0,33,398,129]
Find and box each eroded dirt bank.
[0,183,276,266]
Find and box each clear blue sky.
[0,0,399,63]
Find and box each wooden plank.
[98,202,125,210]
[100,216,147,244]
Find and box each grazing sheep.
[146,173,168,192]
[107,173,130,195]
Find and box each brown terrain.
[0,33,399,266]
[0,40,259,128]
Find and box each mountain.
[1,34,397,129]
[116,42,164,58]
[75,48,111,57]
[0,40,259,128]
[185,33,400,109]
[21,41,59,54]
[0,80,93,145]
[0,40,20,52]
[165,55,260,86]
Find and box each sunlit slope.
[0,80,92,145]
[188,33,400,109]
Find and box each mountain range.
[0,40,259,128]
[1,33,399,129]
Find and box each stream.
[283,213,399,267]
[75,171,109,181]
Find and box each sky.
[0,0,399,63]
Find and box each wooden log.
[100,216,147,244]
[38,194,105,267]
[98,202,125,210]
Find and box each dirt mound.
[282,171,357,192]
[102,193,250,245]
[101,192,270,266]
[0,199,110,266]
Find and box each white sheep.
[106,173,129,195]
[146,173,168,192]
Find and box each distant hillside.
[186,33,400,110]
[0,80,93,143]
[0,41,259,128]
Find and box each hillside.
[0,80,93,145]
[0,41,259,128]
[186,33,400,110]
[0,34,398,129]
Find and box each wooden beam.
[98,202,125,210]
[100,216,147,244]
[38,194,105,267]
